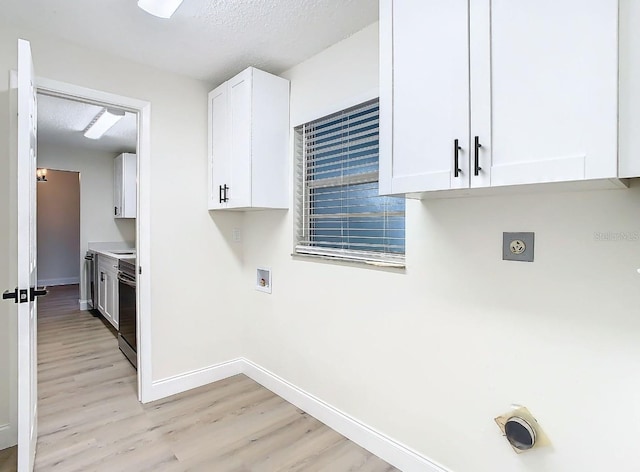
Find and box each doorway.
[36,170,80,288]
[34,77,152,402]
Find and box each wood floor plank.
[0,446,17,472]
[28,285,401,471]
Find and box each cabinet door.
[107,269,119,329]
[104,270,114,324]
[227,69,253,208]
[97,268,108,317]
[380,0,470,195]
[477,0,618,187]
[208,83,230,209]
[121,154,137,218]
[114,154,123,217]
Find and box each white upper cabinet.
[114,153,137,218]
[380,0,621,196]
[208,67,290,210]
[380,0,471,194]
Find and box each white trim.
[37,277,79,286]
[379,0,393,195]
[136,100,153,403]
[78,299,89,311]
[144,357,448,472]
[0,423,17,450]
[242,359,447,472]
[35,76,152,404]
[146,359,244,403]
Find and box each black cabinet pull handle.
[454,139,462,178]
[114,206,118,216]
[218,184,230,203]
[474,136,483,176]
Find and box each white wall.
[38,145,135,298]
[0,24,245,447]
[241,23,640,472]
[36,169,81,286]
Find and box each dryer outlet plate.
[503,232,534,262]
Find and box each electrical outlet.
[232,228,241,243]
[503,232,534,262]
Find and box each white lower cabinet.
[97,255,119,329]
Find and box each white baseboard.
[38,277,80,286]
[242,359,447,472]
[0,423,16,451]
[147,358,244,403]
[79,299,89,311]
[146,357,447,472]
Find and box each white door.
[380,0,470,195]
[17,38,39,472]
[480,0,618,187]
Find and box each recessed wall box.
[256,267,272,294]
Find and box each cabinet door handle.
[474,136,483,176]
[454,139,462,178]
[223,184,229,203]
[218,185,224,203]
[114,206,118,216]
[100,272,104,282]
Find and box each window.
[295,99,405,266]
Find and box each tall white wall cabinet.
[208,67,290,210]
[114,152,137,218]
[380,0,630,196]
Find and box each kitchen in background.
[37,93,138,369]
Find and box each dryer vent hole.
[504,417,536,450]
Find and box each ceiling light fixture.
[84,108,125,140]
[138,0,184,19]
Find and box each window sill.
[291,252,406,270]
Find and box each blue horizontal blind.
[295,99,405,265]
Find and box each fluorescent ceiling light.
[138,0,184,18]
[84,108,125,140]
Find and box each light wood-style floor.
[9,284,399,471]
[0,446,17,472]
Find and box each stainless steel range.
[117,258,137,369]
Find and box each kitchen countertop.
[88,242,136,260]
[92,248,136,260]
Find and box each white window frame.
[294,99,406,268]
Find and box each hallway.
[31,285,398,471]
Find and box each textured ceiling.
[37,94,137,154]
[1,0,379,84]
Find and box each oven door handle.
[117,273,136,288]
